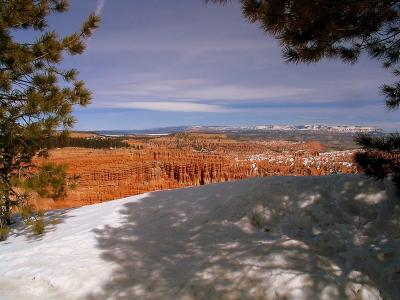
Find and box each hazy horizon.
[80,123,385,132]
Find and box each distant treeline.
[38,136,138,149]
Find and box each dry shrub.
[32,218,45,235]
[0,225,10,241]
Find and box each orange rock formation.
[31,135,358,209]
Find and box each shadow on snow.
[87,175,400,299]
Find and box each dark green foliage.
[38,136,131,149]
[209,0,400,187]
[355,133,400,188]
[0,0,100,230]
[24,163,69,199]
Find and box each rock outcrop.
[32,135,358,209]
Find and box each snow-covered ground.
[0,175,399,300]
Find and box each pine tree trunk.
[1,155,12,225]
[1,179,12,226]
[4,192,11,226]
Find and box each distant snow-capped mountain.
[96,125,382,136]
[189,125,382,133]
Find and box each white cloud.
[176,85,313,101]
[108,101,230,113]
[90,37,271,53]
[95,0,106,15]
[97,79,314,102]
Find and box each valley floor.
[0,175,399,299]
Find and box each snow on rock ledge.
[0,175,399,300]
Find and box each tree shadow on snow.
[87,175,400,300]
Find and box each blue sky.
[43,0,400,130]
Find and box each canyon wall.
[32,136,358,209]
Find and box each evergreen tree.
[0,0,100,233]
[209,0,400,187]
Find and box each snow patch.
[0,175,399,299]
